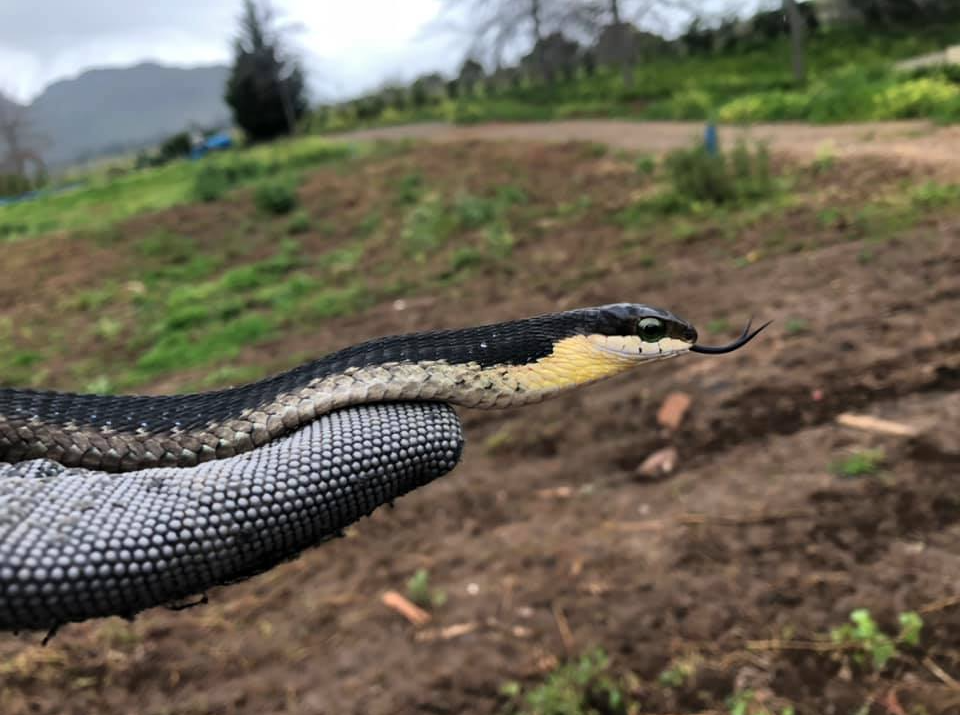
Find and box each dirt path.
[341,119,960,175]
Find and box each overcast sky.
[1,0,765,105]
[0,0,462,103]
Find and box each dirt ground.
[2,123,960,715]
[344,119,960,179]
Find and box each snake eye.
[637,317,667,342]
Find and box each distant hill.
[26,62,232,168]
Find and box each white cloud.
[0,0,456,102]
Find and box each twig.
[836,412,920,438]
[746,638,852,653]
[414,622,478,642]
[881,688,908,715]
[679,511,812,526]
[552,603,575,656]
[381,590,431,627]
[601,519,669,532]
[919,594,960,615]
[922,656,960,691]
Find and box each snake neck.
[0,308,658,471]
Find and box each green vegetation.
[225,0,308,142]
[658,654,699,688]
[405,568,447,609]
[661,141,773,209]
[286,209,311,234]
[310,26,960,134]
[830,608,923,670]
[402,192,453,258]
[5,132,960,395]
[0,136,358,241]
[830,449,886,478]
[783,318,809,335]
[253,178,299,215]
[502,649,632,715]
[728,691,795,715]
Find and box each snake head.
[582,304,769,362]
[583,303,699,361]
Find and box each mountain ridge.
[9,62,232,168]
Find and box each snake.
[0,303,765,632]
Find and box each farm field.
[1,123,959,714]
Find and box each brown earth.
[343,119,960,178]
[1,126,960,715]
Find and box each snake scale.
[0,304,765,631]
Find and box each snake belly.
[0,403,463,631]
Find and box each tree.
[783,0,807,84]
[580,1,691,89]
[458,58,486,95]
[846,0,960,25]
[225,0,308,142]
[0,93,47,191]
[437,0,567,82]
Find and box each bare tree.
[0,93,46,182]
[437,0,569,80]
[585,0,695,89]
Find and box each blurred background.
[2,1,960,713]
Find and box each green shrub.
[830,608,923,670]
[395,172,423,205]
[254,179,298,215]
[662,139,774,208]
[453,193,498,229]
[484,222,515,258]
[448,100,554,124]
[406,568,447,609]
[286,210,311,234]
[665,146,731,204]
[876,76,960,118]
[451,246,485,271]
[0,173,33,198]
[830,448,885,477]
[401,192,450,256]
[718,90,810,122]
[192,165,230,202]
[635,154,657,176]
[510,649,630,715]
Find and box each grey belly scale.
[0,402,463,631]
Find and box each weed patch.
[254,179,299,215]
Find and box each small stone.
[657,392,692,431]
[636,446,678,479]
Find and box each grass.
[0,136,360,242]
[830,449,886,478]
[502,649,633,715]
[310,24,960,134]
[830,608,923,670]
[4,136,959,395]
[728,691,795,715]
[405,569,447,609]
[253,178,299,215]
[0,141,551,390]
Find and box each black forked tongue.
[690,319,772,354]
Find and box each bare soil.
[344,119,960,178]
[1,124,960,715]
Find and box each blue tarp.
[190,133,233,159]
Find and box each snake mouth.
[690,319,771,354]
[589,335,694,361]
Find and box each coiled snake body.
[0,304,763,631]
